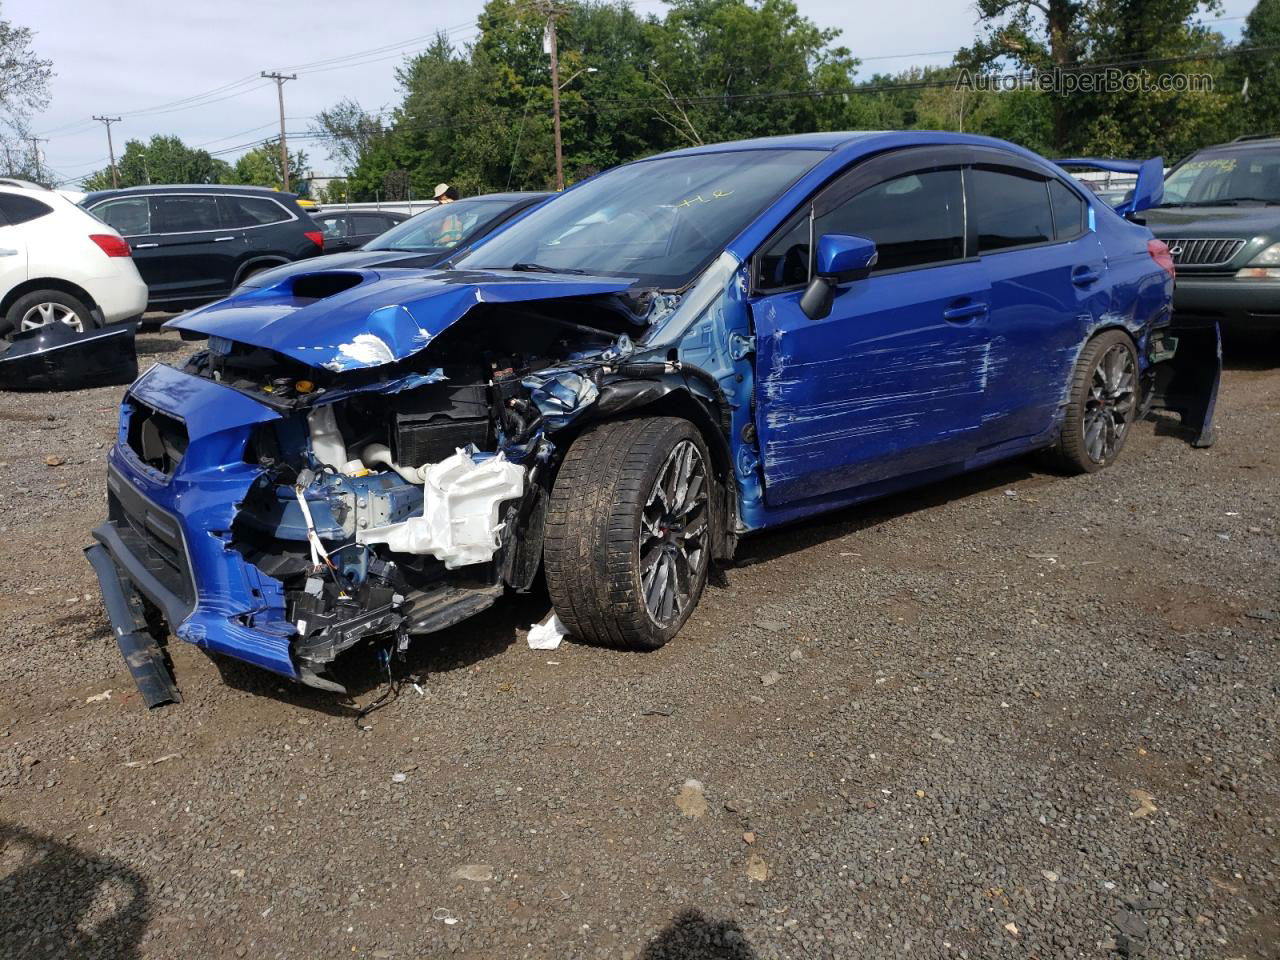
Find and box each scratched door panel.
[752,260,992,507]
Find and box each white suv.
[0,180,147,338]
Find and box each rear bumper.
[1174,276,1280,331]
[91,269,149,325]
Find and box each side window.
[817,168,965,272]
[318,215,349,239]
[221,195,291,227]
[1048,179,1087,240]
[150,195,221,233]
[0,193,53,225]
[756,211,810,291]
[91,197,150,236]
[353,213,392,235]
[968,168,1054,252]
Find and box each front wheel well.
[0,277,99,318]
[549,386,738,561]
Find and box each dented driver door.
[750,160,992,508]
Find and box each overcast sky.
[10,0,1258,184]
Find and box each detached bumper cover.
[0,322,137,391]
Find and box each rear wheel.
[544,417,712,650]
[1049,330,1139,474]
[3,289,97,339]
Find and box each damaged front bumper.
[84,360,549,702]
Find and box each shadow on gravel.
[731,455,1042,569]
[134,335,185,357]
[0,822,150,960]
[641,909,757,960]
[1222,330,1280,370]
[208,587,555,712]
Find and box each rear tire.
[1048,330,1139,474]
[543,417,712,650]
[3,289,97,339]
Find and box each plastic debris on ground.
[527,612,569,650]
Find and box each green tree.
[82,135,231,190]
[1234,0,1280,135]
[231,139,310,191]
[310,98,385,174]
[0,2,54,180]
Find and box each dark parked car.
[1145,135,1280,335]
[235,191,549,291]
[311,208,409,253]
[85,133,1218,705]
[81,185,324,307]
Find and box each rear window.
[1163,148,1280,204]
[91,197,151,235]
[968,167,1054,252]
[222,194,292,227]
[1048,179,1088,239]
[353,213,394,234]
[150,195,220,233]
[0,193,53,225]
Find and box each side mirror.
[800,234,878,320]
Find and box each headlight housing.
[1235,241,1280,278]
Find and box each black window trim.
[88,191,298,238]
[751,145,976,295]
[967,162,1084,257]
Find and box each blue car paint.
[1055,156,1165,217]
[168,270,638,372]
[115,363,296,676]
[92,131,1210,689]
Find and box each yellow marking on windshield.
[676,189,735,208]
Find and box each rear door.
[965,161,1109,446]
[137,194,239,300]
[351,213,399,248]
[315,213,354,252]
[0,198,30,300]
[750,149,991,506]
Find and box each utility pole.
[24,136,47,183]
[537,3,566,191]
[261,71,297,191]
[93,116,122,188]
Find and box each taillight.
[304,230,324,250]
[1147,238,1175,279]
[89,234,131,257]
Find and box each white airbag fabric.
[356,449,525,569]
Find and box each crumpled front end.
[88,269,738,701]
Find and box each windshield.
[368,197,523,252]
[1162,148,1280,205]
[454,149,824,288]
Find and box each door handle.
[1072,266,1101,286]
[942,300,988,323]
[213,236,236,242]
[132,242,158,249]
[0,248,18,256]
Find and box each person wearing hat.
[433,182,464,247]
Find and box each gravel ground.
[0,329,1277,960]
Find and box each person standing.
[433,182,464,247]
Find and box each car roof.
[82,184,299,204]
[1192,136,1280,153]
[455,191,550,203]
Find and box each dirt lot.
[1,330,1277,960]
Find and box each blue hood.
[166,268,637,372]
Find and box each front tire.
[544,417,712,650]
[1049,330,1139,474]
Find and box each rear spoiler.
[1054,156,1164,217]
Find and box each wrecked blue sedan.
[86,132,1220,706]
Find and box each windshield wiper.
[509,262,587,274]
